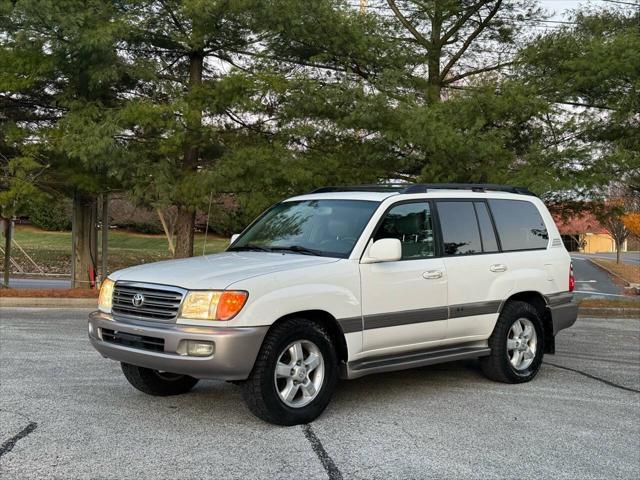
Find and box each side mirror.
[230,233,240,244]
[361,238,402,264]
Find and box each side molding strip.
[337,300,502,333]
[449,300,501,318]
[363,306,448,330]
[337,317,363,334]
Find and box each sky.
[540,0,638,20]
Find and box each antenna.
[202,192,213,256]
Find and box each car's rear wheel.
[121,363,199,396]
[241,318,338,426]
[480,300,544,383]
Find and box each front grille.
[101,328,165,352]
[112,283,183,321]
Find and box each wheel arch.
[500,291,555,354]
[268,309,349,365]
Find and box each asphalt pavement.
[7,277,71,289]
[577,252,639,265]
[1,308,638,479]
[570,254,629,300]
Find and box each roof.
[311,183,536,196]
[287,183,537,203]
[287,190,541,204]
[285,191,395,202]
[554,211,608,235]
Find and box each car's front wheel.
[241,318,338,426]
[121,363,199,396]
[480,300,545,383]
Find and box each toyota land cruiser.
[89,183,578,425]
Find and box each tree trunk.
[426,11,443,104]
[72,191,98,289]
[426,50,442,104]
[172,51,204,259]
[174,207,195,259]
[156,208,176,255]
[2,218,12,288]
[616,239,621,264]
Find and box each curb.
[586,258,632,287]
[578,307,640,318]
[0,297,97,308]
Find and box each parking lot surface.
[1,308,639,479]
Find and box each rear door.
[435,199,513,341]
[359,200,448,354]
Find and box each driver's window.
[373,202,435,259]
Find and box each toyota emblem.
[132,293,145,307]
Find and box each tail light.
[569,263,575,292]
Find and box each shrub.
[26,196,72,231]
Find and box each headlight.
[98,278,115,313]
[181,290,248,321]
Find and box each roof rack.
[309,183,536,196]
[400,183,537,196]
[310,184,409,193]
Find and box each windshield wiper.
[270,245,321,256]
[228,244,272,252]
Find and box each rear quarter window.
[488,199,549,251]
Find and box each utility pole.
[101,192,109,284]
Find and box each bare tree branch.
[440,0,493,44]
[443,60,512,84]
[440,0,503,81]
[386,0,431,49]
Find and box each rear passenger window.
[437,202,482,255]
[373,202,435,259]
[474,202,499,253]
[488,199,548,251]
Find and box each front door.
[360,201,448,355]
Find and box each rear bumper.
[88,311,268,380]
[546,293,579,335]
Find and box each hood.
[109,251,339,290]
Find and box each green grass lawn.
[4,226,229,275]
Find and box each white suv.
[89,184,578,425]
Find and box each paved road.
[1,308,638,479]
[570,254,629,300]
[577,252,639,266]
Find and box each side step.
[345,346,491,379]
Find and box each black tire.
[241,318,338,426]
[480,300,545,383]
[121,363,199,396]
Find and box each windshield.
[229,200,379,258]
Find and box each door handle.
[490,264,507,273]
[423,270,443,279]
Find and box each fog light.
[186,341,214,357]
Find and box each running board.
[345,346,491,379]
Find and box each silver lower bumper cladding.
[88,311,268,380]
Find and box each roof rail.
[310,184,409,194]
[308,183,537,196]
[400,183,537,196]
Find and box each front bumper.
[547,293,579,335]
[88,311,268,380]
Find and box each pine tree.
[0,0,131,287]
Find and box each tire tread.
[241,318,337,426]
[480,300,544,384]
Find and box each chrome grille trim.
[112,282,186,322]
